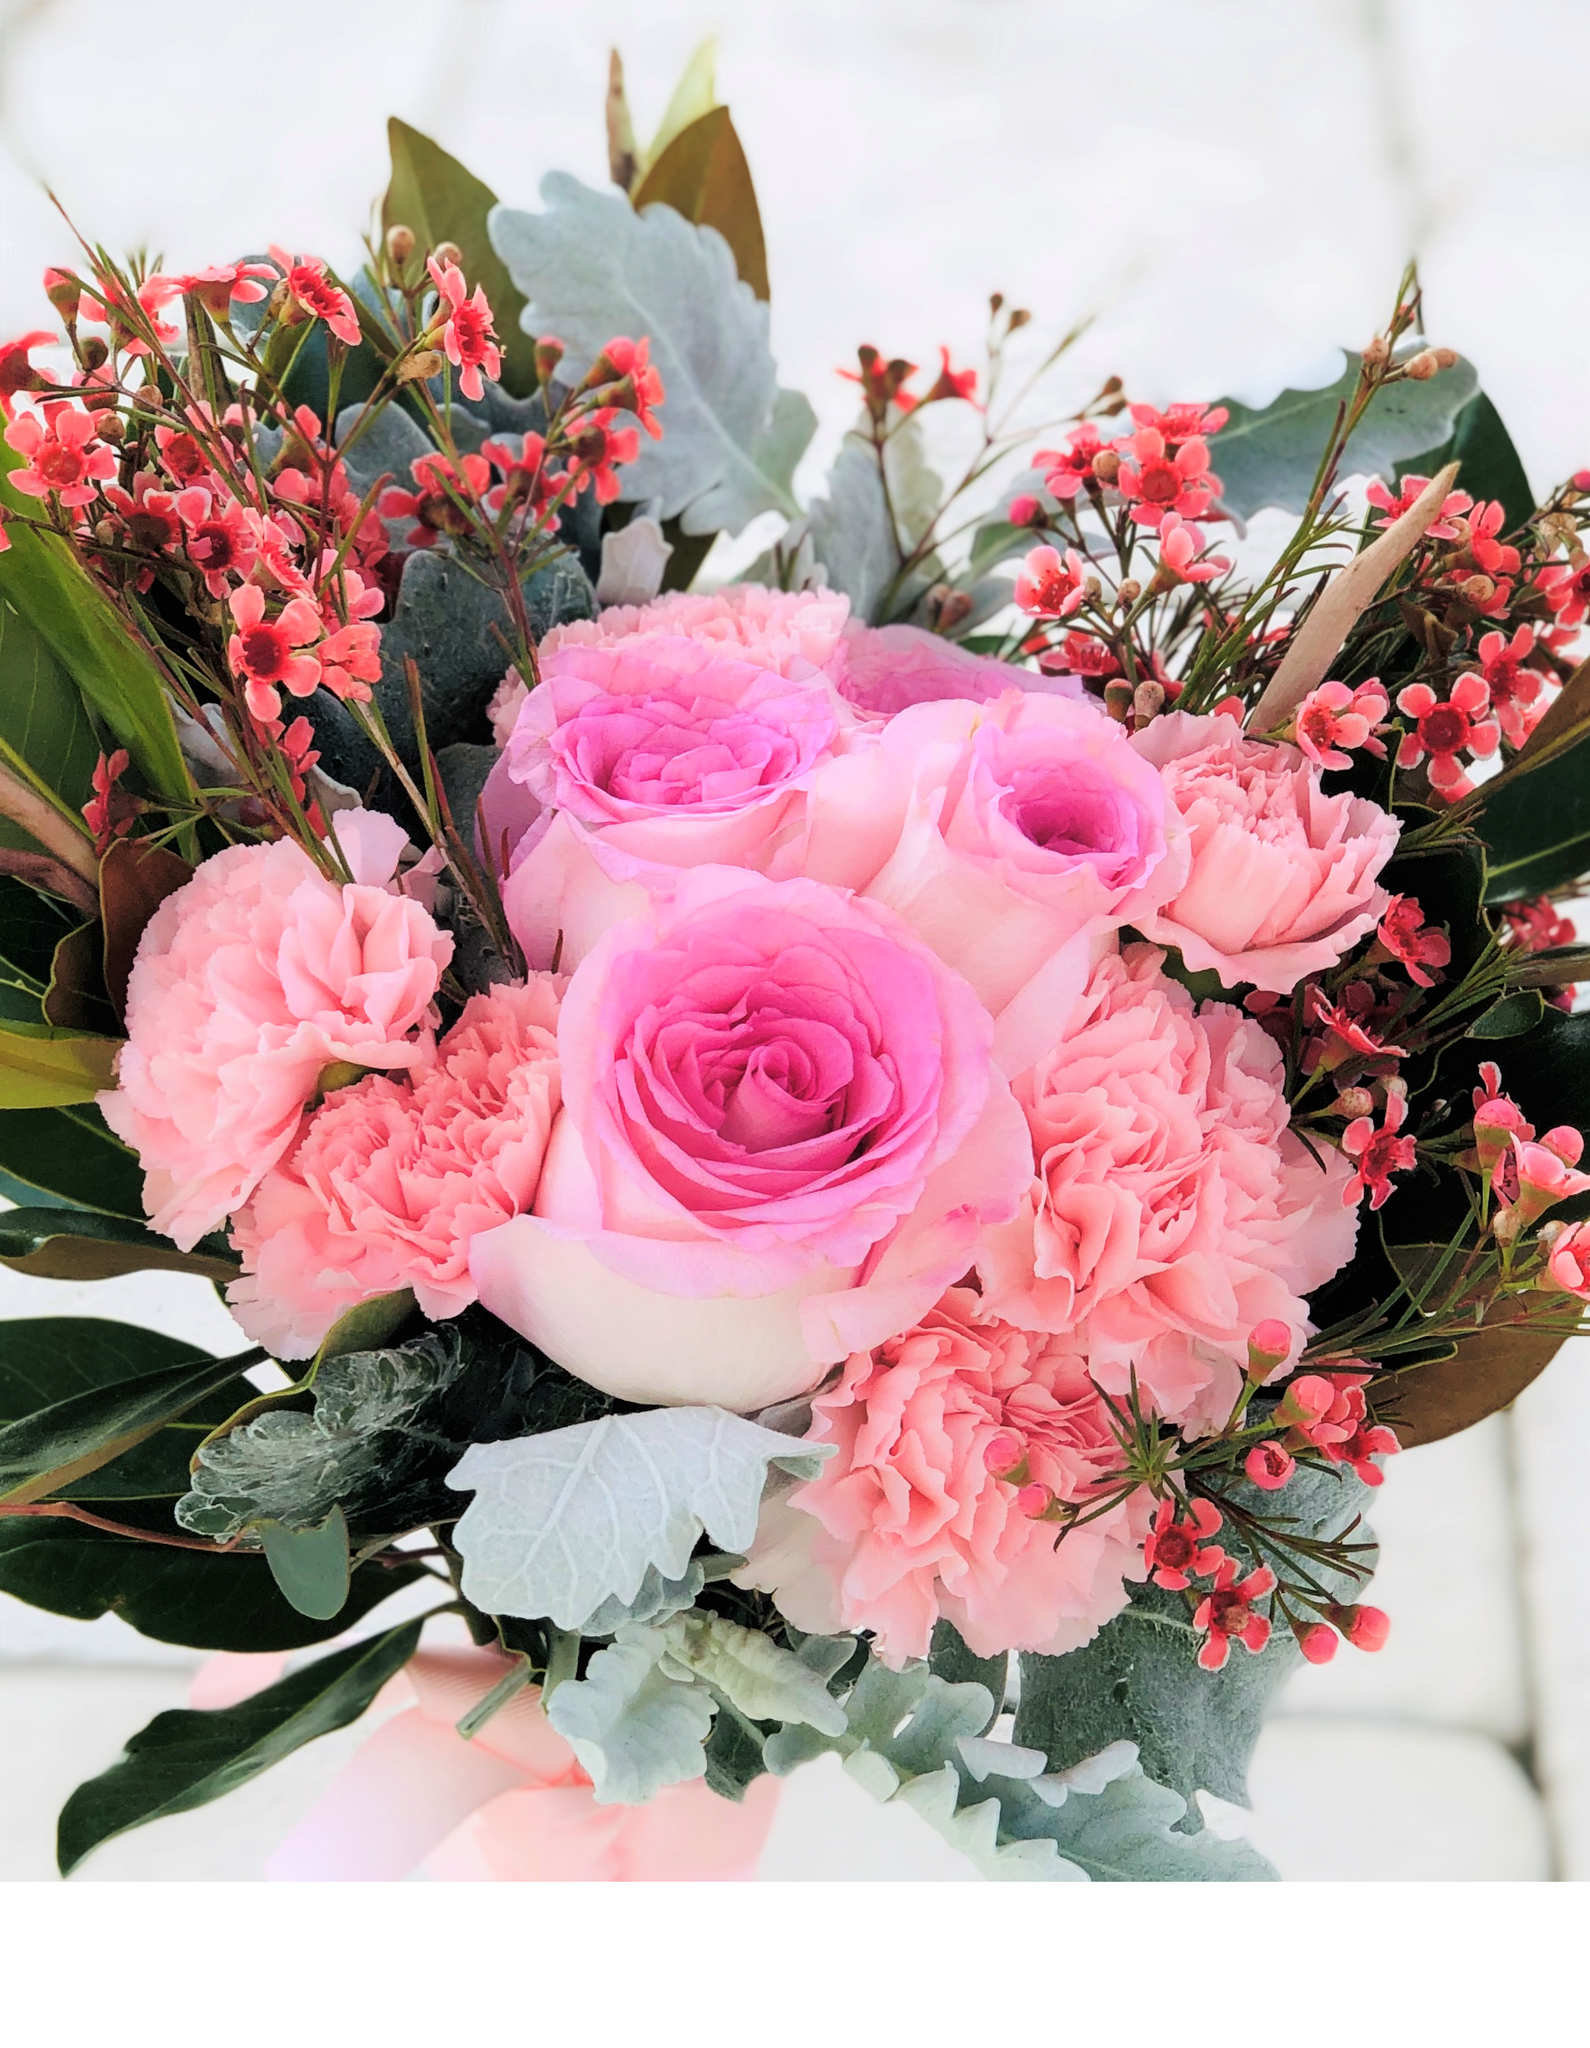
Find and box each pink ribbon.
[192,1645,779,1881]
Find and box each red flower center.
[192,521,237,570]
[1154,1527,1194,1569]
[1208,1591,1250,1633]
[240,621,289,681]
[1418,705,1470,755]
[1138,459,1181,504]
[162,435,208,482]
[38,442,86,487]
[127,506,177,551]
[449,301,492,366]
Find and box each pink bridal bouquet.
[2,54,1588,1883]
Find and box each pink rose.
[470,868,1031,1410]
[228,981,561,1357]
[831,621,1083,718]
[978,945,1358,1430]
[501,636,856,972]
[1129,711,1400,993]
[734,1290,1148,1665]
[797,691,1185,1039]
[100,809,453,1249]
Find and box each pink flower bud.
[983,1430,1024,1476]
[1015,1482,1053,1518]
[1247,1319,1293,1378]
[1244,1440,1296,1490]
[1326,1602,1390,1651]
[1542,1125,1585,1167]
[1334,1087,1375,1120]
[1296,1622,1339,1665]
[1008,493,1044,527]
[1275,1373,1335,1429]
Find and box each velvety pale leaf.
[632,106,769,300]
[0,1516,425,1652]
[0,1024,120,1109]
[544,1629,717,1804]
[1376,1296,1570,1447]
[257,1505,350,1621]
[579,1560,705,1637]
[490,174,815,535]
[0,1343,261,1506]
[929,1619,1006,1732]
[447,1405,833,1630]
[383,119,535,394]
[0,1102,145,1216]
[0,449,192,806]
[0,1206,236,1283]
[1209,351,1479,519]
[56,1618,425,1874]
[805,415,943,624]
[653,1610,847,1735]
[1014,1465,1372,1814]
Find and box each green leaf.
[257,1505,350,1621]
[1210,351,1479,520]
[0,876,76,1026]
[929,1619,1006,1733]
[448,1405,834,1631]
[491,174,815,536]
[0,1101,145,1215]
[0,594,101,840]
[1013,1465,1371,1816]
[1396,390,1534,535]
[56,1617,425,1874]
[0,1515,428,1653]
[703,1699,768,1802]
[0,449,192,808]
[804,417,943,624]
[1479,737,1590,901]
[1468,988,1547,1039]
[632,106,769,301]
[0,1206,237,1282]
[383,119,535,395]
[0,1024,120,1109]
[0,1343,261,1505]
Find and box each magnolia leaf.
[0,1102,145,1216]
[1014,1464,1371,1815]
[0,1205,236,1282]
[0,448,192,808]
[0,1024,120,1109]
[633,106,769,301]
[654,1609,847,1735]
[1396,390,1534,536]
[1479,735,1590,901]
[490,173,815,535]
[56,1617,425,1874]
[0,1515,425,1652]
[0,1344,261,1506]
[447,1405,833,1631]
[1210,350,1478,519]
[1376,1296,1570,1447]
[544,1629,717,1804]
[0,594,101,846]
[383,119,535,394]
[256,1506,350,1621]
[1501,945,1590,990]
[639,38,719,177]
[0,876,77,1024]
[98,835,193,1023]
[806,416,943,624]
[1468,988,1547,1039]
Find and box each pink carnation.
[100,811,453,1249]
[1130,712,1400,994]
[539,584,853,676]
[470,866,1031,1411]
[735,1289,1148,1665]
[978,945,1358,1429]
[501,636,854,972]
[228,981,561,1358]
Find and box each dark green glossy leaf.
[702,1703,769,1801]
[57,1617,426,1874]
[1469,988,1547,1039]
[0,1206,237,1282]
[0,1342,260,1505]
[0,875,75,1025]
[1210,351,1479,519]
[0,1102,145,1216]
[258,1506,350,1620]
[0,591,101,851]
[0,449,192,806]
[1480,735,1590,901]
[633,106,769,301]
[384,119,535,394]
[1395,390,1534,536]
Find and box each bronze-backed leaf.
[633,106,770,301]
[0,1207,237,1283]
[43,923,118,1035]
[99,835,193,1021]
[1374,1296,1572,1447]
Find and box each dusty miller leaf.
[580,1561,705,1637]
[544,1628,716,1804]
[654,1609,847,1735]
[805,414,943,624]
[447,1405,833,1630]
[489,173,815,535]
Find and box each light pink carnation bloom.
[501,636,855,971]
[1130,711,1400,994]
[228,981,561,1358]
[979,945,1358,1430]
[734,1289,1149,1665]
[540,583,853,675]
[100,811,453,1249]
[796,691,1186,1048]
[470,867,1031,1410]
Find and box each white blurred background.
[2,0,1588,1882]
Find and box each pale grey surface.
[2,0,1588,1879]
